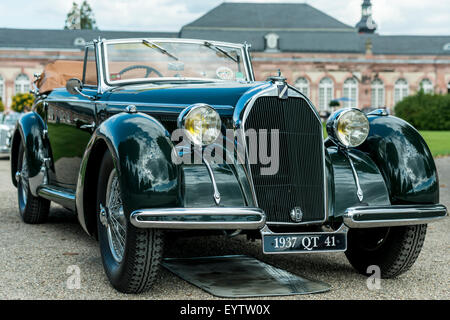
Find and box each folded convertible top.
[37,60,84,94]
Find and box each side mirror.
[66,78,83,95]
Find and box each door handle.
[80,121,96,130]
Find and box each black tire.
[345,224,427,278]
[96,149,164,293]
[17,141,50,224]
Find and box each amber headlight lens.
[328,108,370,148]
[180,104,221,146]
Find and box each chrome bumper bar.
[343,204,447,228]
[130,207,266,229]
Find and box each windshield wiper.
[203,41,239,63]
[143,39,179,61]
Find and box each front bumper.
[129,204,447,230]
[343,204,447,228]
[130,207,266,230]
[0,146,10,154]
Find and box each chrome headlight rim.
[177,103,222,146]
[327,108,370,148]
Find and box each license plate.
[263,231,347,254]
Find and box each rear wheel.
[345,225,427,278]
[16,141,50,224]
[96,149,164,293]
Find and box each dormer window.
[264,33,279,52]
[74,37,86,47]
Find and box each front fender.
[10,112,46,195]
[359,115,439,205]
[327,147,390,220]
[76,112,180,235]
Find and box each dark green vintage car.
[10,38,447,293]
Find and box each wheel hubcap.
[104,169,126,263]
[18,152,29,207]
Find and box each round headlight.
[327,108,370,148]
[178,104,221,146]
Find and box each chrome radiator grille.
[244,96,326,224]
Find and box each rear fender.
[10,112,46,196]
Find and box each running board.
[37,185,76,210]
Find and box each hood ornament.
[266,69,288,100]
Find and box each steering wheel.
[118,65,163,78]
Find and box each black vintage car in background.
[10,38,447,293]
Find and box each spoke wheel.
[346,225,427,278]
[18,150,29,211]
[97,149,164,293]
[105,169,127,263]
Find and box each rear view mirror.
[66,78,83,95]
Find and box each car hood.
[105,81,270,110]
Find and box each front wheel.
[345,224,427,278]
[96,149,164,293]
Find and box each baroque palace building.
[0,0,449,113]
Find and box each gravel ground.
[0,156,448,300]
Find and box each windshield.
[103,40,248,84]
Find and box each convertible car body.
[10,38,447,293]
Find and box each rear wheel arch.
[10,129,23,188]
[79,138,109,237]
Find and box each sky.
[0,0,449,35]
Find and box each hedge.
[394,91,450,130]
[11,93,34,113]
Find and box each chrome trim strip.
[37,185,76,210]
[130,207,266,230]
[202,158,221,206]
[343,204,447,228]
[244,42,255,81]
[346,152,363,202]
[44,98,234,110]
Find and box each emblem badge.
[290,207,303,222]
[277,84,288,99]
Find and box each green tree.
[0,98,4,113]
[395,90,450,130]
[329,100,340,108]
[64,1,98,30]
[11,93,34,113]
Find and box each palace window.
[15,73,30,94]
[371,78,385,108]
[419,78,433,94]
[394,78,409,104]
[343,78,358,108]
[318,77,334,111]
[294,77,309,98]
[0,75,4,103]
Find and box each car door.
[46,45,99,189]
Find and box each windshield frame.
[100,38,252,87]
